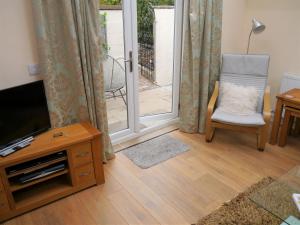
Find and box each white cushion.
[211,108,265,126]
[218,82,259,116]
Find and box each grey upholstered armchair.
[205,54,271,151]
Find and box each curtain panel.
[179,0,223,133]
[32,0,114,161]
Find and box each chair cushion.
[211,108,265,126]
[222,54,270,76]
[218,82,259,116]
[219,54,270,113]
[219,73,266,113]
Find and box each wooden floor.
[3,129,300,225]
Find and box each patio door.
[136,0,183,129]
[101,0,137,140]
[101,0,183,142]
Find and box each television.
[0,81,51,151]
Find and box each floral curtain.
[32,0,114,161]
[179,0,223,133]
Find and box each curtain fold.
[179,0,223,133]
[32,0,114,162]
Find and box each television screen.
[0,81,51,150]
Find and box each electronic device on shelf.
[0,122,104,222]
[13,163,66,184]
[0,80,51,156]
[6,151,66,175]
[0,137,34,157]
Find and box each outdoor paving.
[106,75,172,134]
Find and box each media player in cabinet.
[0,122,105,222]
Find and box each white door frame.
[110,0,183,143]
[109,0,137,141]
[130,0,141,133]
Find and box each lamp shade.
[252,18,266,34]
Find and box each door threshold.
[112,118,179,152]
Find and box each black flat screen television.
[0,81,51,150]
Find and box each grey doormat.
[122,134,189,169]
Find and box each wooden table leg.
[279,110,291,147]
[270,99,283,144]
[295,118,300,135]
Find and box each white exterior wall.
[102,8,174,86]
[101,10,125,61]
[154,8,174,86]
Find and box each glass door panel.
[100,0,182,143]
[136,0,182,130]
[100,2,129,134]
[137,1,175,118]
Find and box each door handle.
[124,51,133,72]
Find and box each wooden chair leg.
[205,122,215,142]
[279,110,292,147]
[258,124,268,151]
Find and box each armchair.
[205,54,271,151]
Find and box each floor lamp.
[247,18,266,54]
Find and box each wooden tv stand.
[0,122,105,222]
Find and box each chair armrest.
[207,81,219,116]
[263,86,271,121]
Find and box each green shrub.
[99,0,174,45]
[152,0,174,5]
[137,0,155,44]
[99,0,174,6]
[99,0,121,5]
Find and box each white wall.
[221,0,247,54]
[222,0,300,107]
[244,0,300,106]
[0,0,40,90]
[154,8,174,86]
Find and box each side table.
[270,88,300,145]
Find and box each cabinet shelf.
[13,175,72,210]
[7,156,68,178]
[0,122,104,222]
[10,169,69,192]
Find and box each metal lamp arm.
[247,29,253,54]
